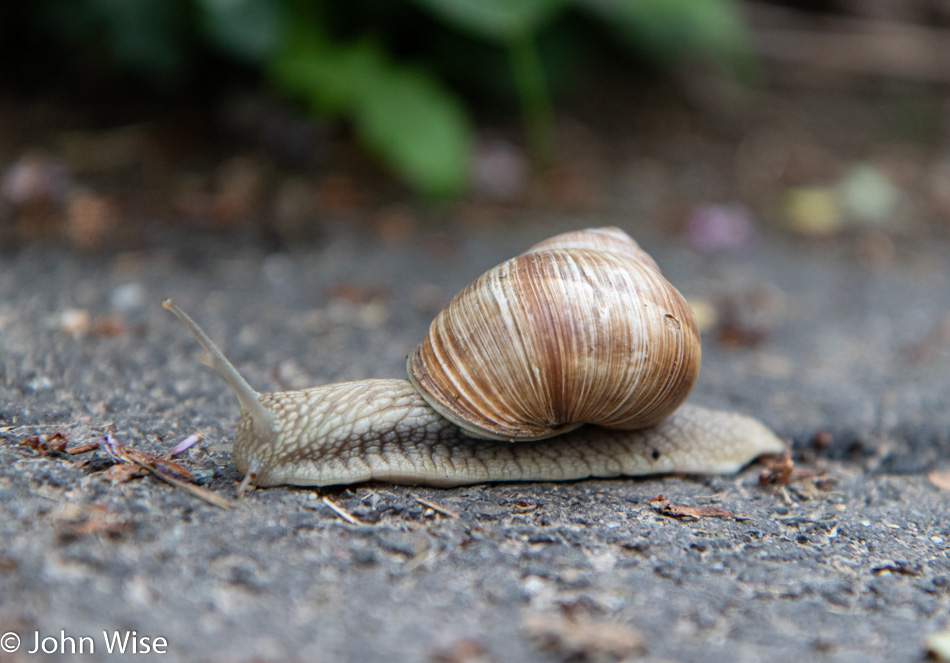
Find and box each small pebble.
[110,282,147,312]
[59,308,91,337]
[262,253,295,289]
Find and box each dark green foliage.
[270,19,472,197]
[197,0,285,63]
[14,0,753,197]
[40,0,194,81]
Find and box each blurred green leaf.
[197,0,285,62]
[580,0,752,72]
[408,0,564,165]
[271,26,378,114]
[26,0,757,198]
[408,0,566,41]
[355,65,472,197]
[271,22,472,197]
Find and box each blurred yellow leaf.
[783,187,843,236]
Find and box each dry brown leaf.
[19,434,42,451]
[760,450,827,490]
[647,495,748,521]
[45,430,69,449]
[104,462,145,484]
[52,503,129,541]
[759,451,794,485]
[18,431,69,456]
[430,638,491,663]
[521,613,644,660]
[90,315,125,338]
[929,470,950,491]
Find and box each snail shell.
[408,227,701,441]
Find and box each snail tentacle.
[163,299,276,446]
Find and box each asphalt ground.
[1,218,948,662]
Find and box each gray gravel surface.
[1,218,948,662]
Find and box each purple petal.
[685,204,754,254]
[170,434,202,456]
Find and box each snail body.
[164,227,782,488]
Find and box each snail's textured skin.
[234,379,783,487]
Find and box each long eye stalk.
[162,299,274,435]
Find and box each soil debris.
[52,503,130,541]
[647,495,748,521]
[19,430,70,456]
[430,637,492,663]
[928,470,950,491]
[521,612,644,661]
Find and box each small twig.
[121,451,231,510]
[66,441,100,454]
[321,496,368,526]
[416,496,460,519]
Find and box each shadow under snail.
[163,227,783,488]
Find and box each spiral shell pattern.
[407,228,701,441]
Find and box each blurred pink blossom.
[685,203,754,253]
[471,136,528,201]
[1,153,71,205]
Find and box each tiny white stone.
[110,282,147,312]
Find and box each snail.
[163,227,783,488]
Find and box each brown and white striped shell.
[406,227,701,441]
